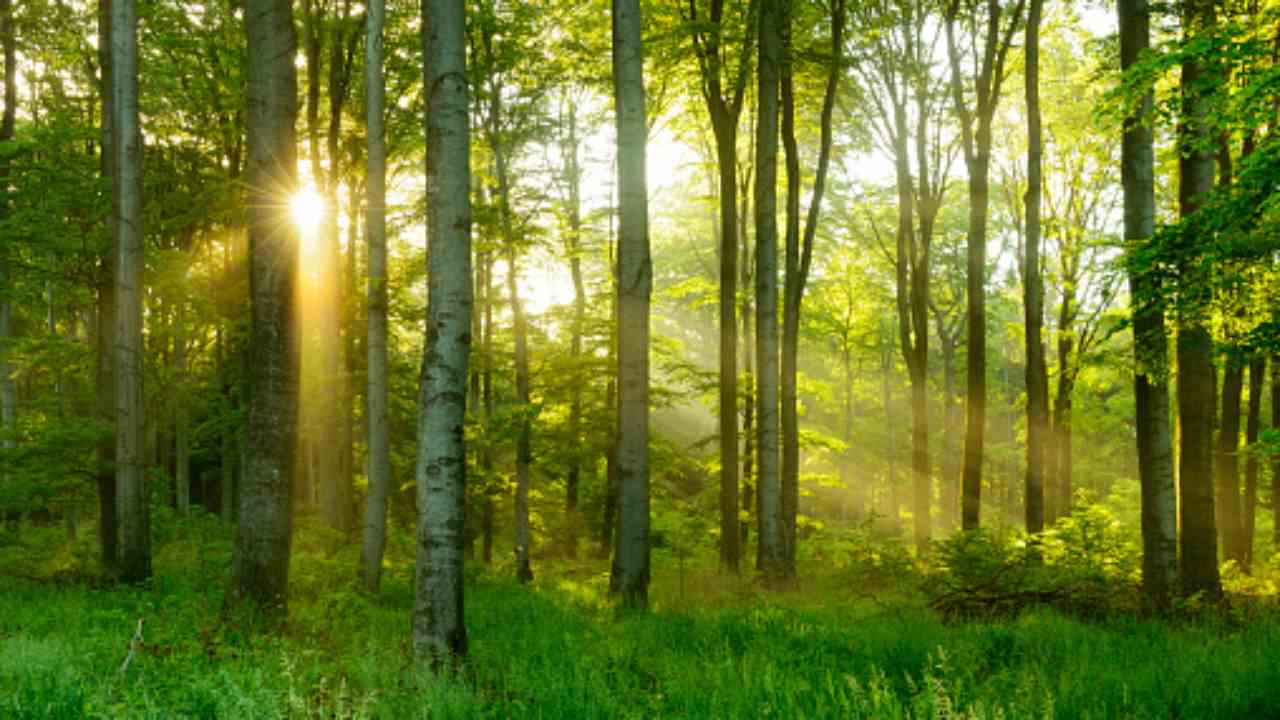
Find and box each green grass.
[3,514,1280,718]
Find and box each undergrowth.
[3,509,1280,718]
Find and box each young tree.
[414,0,471,661]
[780,0,844,570]
[113,0,149,582]
[1022,0,1048,537]
[852,0,952,548]
[234,0,300,612]
[609,0,652,608]
[945,0,1025,530]
[360,0,389,594]
[682,0,756,574]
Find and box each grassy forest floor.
[4,510,1280,719]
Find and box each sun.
[290,188,325,235]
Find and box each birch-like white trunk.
[414,0,471,664]
[361,0,390,595]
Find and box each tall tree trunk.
[1216,361,1244,564]
[234,0,299,613]
[753,0,784,582]
[945,0,1023,531]
[1022,0,1048,538]
[609,0,652,608]
[414,0,471,664]
[740,161,755,551]
[0,0,15,511]
[780,0,844,568]
[1175,0,1220,598]
[113,0,149,583]
[1243,356,1263,570]
[1120,0,1176,608]
[361,0,390,594]
[95,0,119,565]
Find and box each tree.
[112,0,149,582]
[852,0,952,548]
[0,0,15,503]
[682,0,756,574]
[609,0,652,608]
[780,0,844,570]
[945,0,1025,530]
[360,0,389,594]
[1021,0,1047,538]
[414,0,471,662]
[1175,0,1221,598]
[754,0,784,581]
[234,0,300,613]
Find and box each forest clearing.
[1,0,1279,716]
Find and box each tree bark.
[1175,0,1220,598]
[94,0,120,566]
[1243,356,1263,570]
[175,296,190,515]
[506,250,534,584]
[113,0,149,583]
[685,0,755,575]
[609,0,652,608]
[780,0,843,570]
[945,0,1024,531]
[1022,0,1048,538]
[414,0,471,664]
[234,0,300,613]
[753,0,784,582]
[1216,361,1244,564]
[0,0,15,510]
[361,0,389,594]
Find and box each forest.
[2,0,1280,716]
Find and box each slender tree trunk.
[779,0,843,567]
[0,0,14,508]
[716,123,740,573]
[1271,353,1279,548]
[601,192,619,557]
[95,0,119,565]
[361,0,390,593]
[113,0,149,583]
[562,102,586,558]
[609,0,652,607]
[1216,361,1244,564]
[507,251,534,584]
[941,340,958,530]
[234,0,300,613]
[1120,0,1176,608]
[1176,0,1220,597]
[414,0,471,664]
[1022,0,1048,538]
[1243,356,1263,570]
[175,297,190,514]
[753,0,784,582]
[481,254,496,564]
[882,329,899,534]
